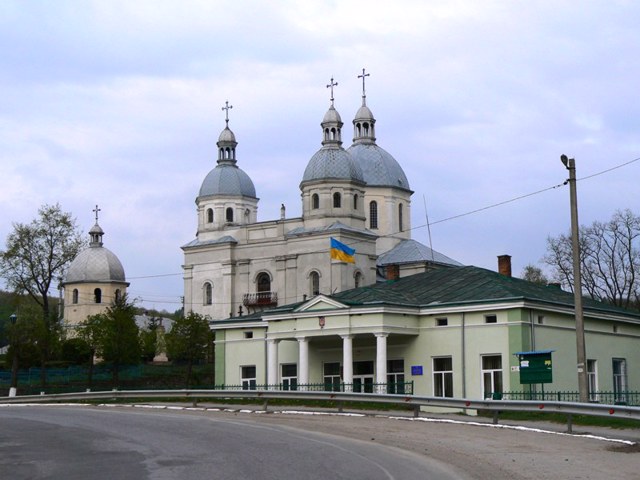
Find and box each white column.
[342,335,353,391]
[375,333,388,394]
[267,339,279,388]
[298,337,309,390]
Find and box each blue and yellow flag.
[330,237,355,263]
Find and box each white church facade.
[181,76,460,322]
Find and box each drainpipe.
[461,312,466,398]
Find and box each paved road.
[0,406,462,479]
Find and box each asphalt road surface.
[0,406,463,479]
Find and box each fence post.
[413,404,420,418]
[192,397,198,408]
[566,414,573,434]
[263,399,269,412]
[492,411,499,425]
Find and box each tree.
[520,264,549,285]
[93,294,141,386]
[544,209,640,309]
[1,204,84,385]
[166,312,212,387]
[76,314,106,387]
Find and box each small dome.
[323,106,342,124]
[347,143,410,190]
[218,126,236,143]
[65,246,126,284]
[301,148,364,184]
[199,164,257,198]
[354,104,375,122]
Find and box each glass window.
[613,358,627,403]
[226,207,233,223]
[310,271,320,296]
[203,282,212,305]
[94,288,102,304]
[353,194,358,210]
[257,273,271,293]
[369,201,378,229]
[241,365,257,390]
[387,359,405,394]
[587,359,598,401]
[207,208,214,223]
[485,314,497,324]
[481,355,503,399]
[72,289,78,304]
[312,194,319,209]
[436,318,448,326]
[398,203,403,231]
[323,362,341,391]
[333,192,341,208]
[433,357,453,397]
[281,364,298,391]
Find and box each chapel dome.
[347,143,410,191]
[64,221,126,284]
[198,165,257,198]
[301,148,364,184]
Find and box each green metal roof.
[332,266,640,320]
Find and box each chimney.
[386,264,400,281]
[498,255,512,277]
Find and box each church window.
[333,192,341,208]
[257,272,271,293]
[72,289,78,304]
[207,208,214,223]
[353,194,358,210]
[312,194,319,209]
[324,128,330,142]
[355,123,361,136]
[94,288,102,304]
[354,272,363,288]
[398,203,404,232]
[226,207,234,223]
[115,289,121,302]
[369,201,378,229]
[203,282,212,306]
[363,122,369,136]
[310,271,320,296]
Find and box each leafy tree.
[166,312,211,387]
[94,295,141,386]
[77,314,107,387]
[139,316,160,362]
[544,209,640,309]
[0,204,84,383]
[520,264,549,285]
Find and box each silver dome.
[347,143,410,190]
[199,164,257,198]
[301,148,364,184]
[65,246,126,284]
[218,126,236,143]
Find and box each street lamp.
[9,313,18,397]
[561,154,589,403]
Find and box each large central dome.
[347,143,409,190]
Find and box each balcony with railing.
[243,291,278,307]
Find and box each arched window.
[226,207,234,223]
[257,272,271,293]
[353,194,358,210]
[207,208,214,223]
[203,282,212,306]
[333,192,341,208]
[312,194,319,209]
[94,288,102,304]
[369,201,378,230]
[72,289,78,304]
[310,271,320,296]
[354,272,363,288]
[115,289,121,302]
[398,203,404,232]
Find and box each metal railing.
[499,391,640,406]
[242,292,278,307]
[1,388,639,433]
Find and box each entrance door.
[353,361,374,393]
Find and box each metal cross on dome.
[326,77,338,106]
[93,204,101,223]
[358,68,370,99]
[222,100,233,126]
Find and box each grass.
[478,409,640,429]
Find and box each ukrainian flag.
[330,237,355,263]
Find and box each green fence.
[499,390,640,406]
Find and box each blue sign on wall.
[411,365,423,376]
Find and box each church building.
[62,207,129,329]
[181,73,460,322]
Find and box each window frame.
[432,356,453,398]
[481,354,503,399]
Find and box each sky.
[1,1,639,313]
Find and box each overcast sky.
[1,1,639,313]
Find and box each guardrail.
[1,389,639,433]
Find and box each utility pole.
[561,154,589,403]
